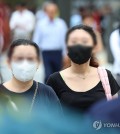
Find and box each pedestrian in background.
[9,2,35,40]
[110,25,120,86]
[33,2,68,82]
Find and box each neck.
[49,17,54,21]
[10,77,33,93]
[19,9,26,13]
[70,61,91,75]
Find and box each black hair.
[65,24,99,67]
[66,24,97,45]
[8,39,40,60]
[16,2,27,7]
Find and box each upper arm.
[46,75,60,97]
[113,93,118,99]
[9,13,16,30]
[107,70,120,96]
[46,76,54,89]
[110,30,120,62]
[46,76,56,92]
[26,13,35,31]
[47,85,60,102]
[32,22,42,45]
[60,21,68,56]
[46,86,63,115]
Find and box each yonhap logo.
[93,121,120,130]
[93,120,102,130]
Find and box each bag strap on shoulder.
[97,67,112,101]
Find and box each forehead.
[69,29,92,40]
[12,45,37,56]
[46,4,57,11]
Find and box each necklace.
[78,76,87,79]
[8,82,38,114]
[71,67,91,80]
[29,81,38,114]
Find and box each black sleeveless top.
[47,70,120,112]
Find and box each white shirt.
[10,9,35,39]
[110,29,120,74]
[35,10,47,21]
[33,17,67,56]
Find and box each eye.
[82,40,88,44]
[27,57,35,61]
[15,57,24,61]
[82,40,89,45]
[71,40,78,44]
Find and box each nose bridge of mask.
[22,60,37,71]
[12,59,36,70]
[21,60,31,71]
[13,60,30,71]
[22,59,31,67]
[70,44,92,53]
[78,45,93,56]
[20,59,35,65]
[77,44,93,49]
[68,44,92,49]
[22,59,31,64]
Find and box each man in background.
[33,2,68,82]
[9,2,35,40]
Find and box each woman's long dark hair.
[66,25,99,67]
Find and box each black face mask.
[67,44,93,64]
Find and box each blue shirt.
[33,17,68,56]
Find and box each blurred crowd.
[0,1,120,84]
[0,1,120,133]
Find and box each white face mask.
[11,60,38,82]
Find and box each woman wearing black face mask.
[47,25,120,113]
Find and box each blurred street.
[0,0,120,84]
[0,0,120,133]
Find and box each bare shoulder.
[59,68,70,76]
[3,81,11,87]
[90,66,99,75]
[91,66,98,71]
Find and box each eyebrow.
[70,37,89,40]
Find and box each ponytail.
[90,55,99,67]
